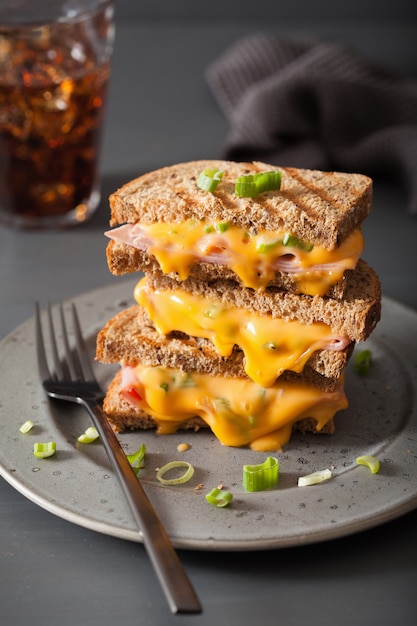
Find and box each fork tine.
[35,302,51,381]
[59,303,83,381]
[47,303,65,380]
[71,302,98,383]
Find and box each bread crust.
[109,160,372,250]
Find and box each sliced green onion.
[205,487,233,508]
[178,373,196,388]
[156,461,194,485]
[127,444,146,475]
[214,397,231,412]
[282,233,313,252]
[235,171,281,198]
[255,171,282,194]
[215,221,229,233]
[356,455,380,474]
[256,238,282,254]
[19,420,34,434]
[235,176,257,198]
[77,426,99,443]
[354,349,372,376]
[298,468,332,487]
[197,168,224,193]
[160,382,169,392]
[33,441,56,459]
[243,456,279,492]
[203,306,221,319]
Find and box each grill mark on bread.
[108,160,372,250]
[283,167,355,215]
[281,166,372,246]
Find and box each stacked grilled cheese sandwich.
[96,160,381,451]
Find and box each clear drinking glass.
[0,0,115,228]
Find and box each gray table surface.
[1,17,417,626]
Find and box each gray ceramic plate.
[0,280,416,550]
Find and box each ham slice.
[105,224,348,275]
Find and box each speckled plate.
[0,281,416,550]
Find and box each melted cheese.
[135,278,349,388]
[125,364,348,451]
[116,221,363,295]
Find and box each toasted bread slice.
[96,304,354,389]
[142,258,381,343]
[109,160,372,250]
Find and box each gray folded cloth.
[207,33,417,212]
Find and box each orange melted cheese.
[135,278,348,388]
[127,365,348,451]
[141,221,363,295]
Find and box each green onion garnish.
[282,233,313,252]
[33,441,56,459]
[156,461,195,485]
[205,487,233,508]
[356,455,380,474]
[297,468,332,487]
[214,397,231,411]
[256,238,282,254]
[235,177,257,198]
[235,171,282,198]
[77,426,99,443]
[179,373,196,388]
[126,444,146,476]
[354,349,372,375]
[203,306,220,319]
[197,168,224,193]
[215,221,229,233]
[19,420,34,434]
[160,383,169,392]
[242,456,279,492]
[255,171,282,194]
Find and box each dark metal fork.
[35,302,202,615]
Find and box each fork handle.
[81,398,202,614]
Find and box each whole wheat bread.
[109,160,372,250]
[96,304,355,389]
[143,259,380,343]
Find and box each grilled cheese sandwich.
[97,160,380,450]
